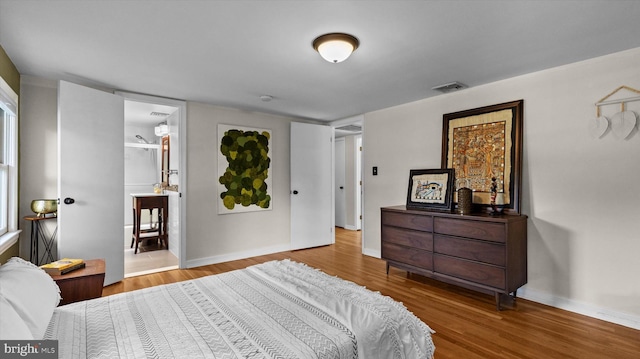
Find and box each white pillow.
[0,295,34,340]
[0,257,61,339]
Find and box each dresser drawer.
[434,217,505,243]
[382,226,433,251]
[434,254,505,289]
[382,242,433,271]
[382,211,433,232]
[434,235,505,266]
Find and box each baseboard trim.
[185,243,291,269]
[363,248,381,258]
[517,287,640,330]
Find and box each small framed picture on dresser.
[406,168,455,212]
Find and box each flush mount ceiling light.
[313,33,359,63]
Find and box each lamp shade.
[313,33,359,63]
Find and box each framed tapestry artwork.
[406,168,455,212]
[441,100,524,214]
[217,124,272,214]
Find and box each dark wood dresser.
[381,205,527,309]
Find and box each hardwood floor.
[103,228,640,359]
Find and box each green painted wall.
[0,245,19,264]
[0,44,21,262]
[0,44,20,94]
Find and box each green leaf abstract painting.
[218,124,272,213]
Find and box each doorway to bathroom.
[123,95,183,277]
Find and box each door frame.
[334,137,346,228]
[116,91,187,269]
[355,135,362,231]
[331,116,364,256]
[330,116,363,233]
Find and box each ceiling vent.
[150,111,170,117]
[432,81,468,93]
[336,124,362,132]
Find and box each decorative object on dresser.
[381,206,527,310]
[406,168,455,212]
[456,177,473,215]
[456,186,473,214]
[489,176,504,215]
[441,100,524,214]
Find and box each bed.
[0,257,435,359]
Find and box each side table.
[49,259,105,305]
[24,215,57,265]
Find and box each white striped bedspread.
[45,259,435,358]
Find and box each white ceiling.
[2,1,640,123]
[124,100,177,126]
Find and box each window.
[1,106,8,234]
[0,75,19,252]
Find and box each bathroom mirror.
[161,135,170,185]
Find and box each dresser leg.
[386,262,389,275]
[495,292,518,310]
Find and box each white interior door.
[58,81,124,285]
[335,138,346,228]
[291,122,333,250]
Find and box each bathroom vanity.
[130,193,169,254]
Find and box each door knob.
[63,197,75,205]
[292,190,299,195]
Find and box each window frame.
[0,75,20,253]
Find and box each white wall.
[18,77,58,260]
[18,79,296,270]
[184,102,293,266]
[124,124,159,226]
[362,47,640,329]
